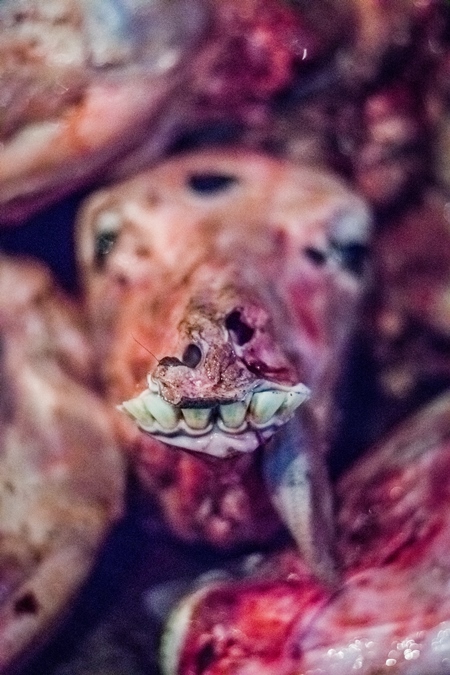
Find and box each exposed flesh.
[77,149,370,575]
[162,392,450,675]
[0,255,124,670]
[0,0,206,223]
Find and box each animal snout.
[156,309,256,374]
[151,326,257,407]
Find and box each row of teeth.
[120,381,310,436]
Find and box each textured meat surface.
[368,191,450,401]
[0,255,124,670]
[0,0,205,224]
[0,0,348,226]
[2,1,450,672]
[76,149,370,555]
[0,0,446,225]
[166,393,450,675]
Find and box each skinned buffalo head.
[77,150,371,575]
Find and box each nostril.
[182,343,202,368]
[225,311,255,346]
[158,356,184,368]
[157,347,202,370]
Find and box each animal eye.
[94,230,118,269]
[225,311,255,346]
[182,343,202,368]
[330,240,368,276]
[187,173,238,194]
[93,210,122,270]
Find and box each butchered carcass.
[0,255,124,670]
[0,0,206,225]
[0,0,349,227]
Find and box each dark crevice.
[225,311,255,346]
[14,592,39,615]
[182,344,202,368]
[187,173,238,195]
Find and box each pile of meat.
[1,1,450,674]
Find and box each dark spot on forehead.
[187,173,239,195]
[145,189,161,207]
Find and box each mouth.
[119,378,310,458]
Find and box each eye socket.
[303,247,327,266]
[182,343,202,368]
[225,311,255,346]
[187,173,238,195]
[330,240,368,277]
[94,230,118,269]
[93,210,122,270]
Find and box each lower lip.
[142,423,275,458]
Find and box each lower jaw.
[134,433,284,549]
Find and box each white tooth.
[279,386,310,417]
[249,390,286,425]
[120,394,155,426]
[143,393,178,429]
[181,408,211,430]
[219,401,248,428]
[146,376,160,393]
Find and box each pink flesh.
[366,191,450,404]
[0,0,444,224]
[1,1,450,671]
[0,0,205,224]
[134,435,282,549]
[173,393,450,674]
[78,151,370,404]
[0,0,347,225]
[0,257,124,669]
[77,151,369,552]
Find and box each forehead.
[79,149,369,256]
